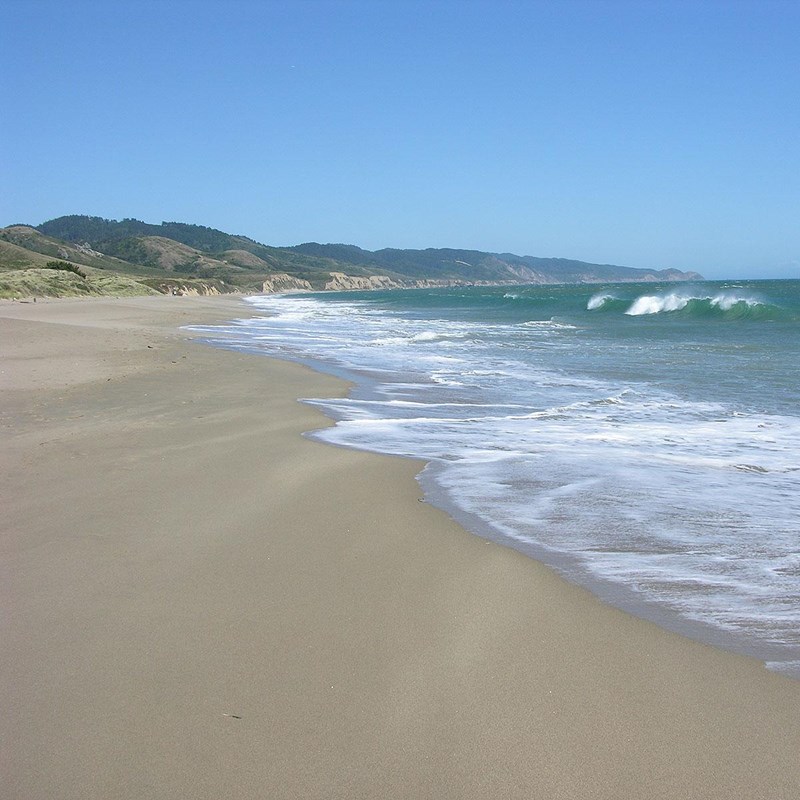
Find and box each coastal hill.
[0,214,703,298]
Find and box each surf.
[623,290,785,320]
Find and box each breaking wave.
[623,291,787,320]
[587,293,628,312]
[586,291,787,320]
[587,287,792,321]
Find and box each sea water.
[190,280,800,676]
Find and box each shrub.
[45,260,87,278]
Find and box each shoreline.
[204,291,800,678]
[415,459,800,676]
[3,295,800,798]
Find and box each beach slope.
[2,295,800,799]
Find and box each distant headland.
[0,215,703,299]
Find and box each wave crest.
[587,292,616,310]
[624,290,781,319]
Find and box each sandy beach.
[2,294,800,800]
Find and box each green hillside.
[35,216,368,283]
[0,214,702,299]
[289,243,700,283]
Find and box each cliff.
[262,274,313,293]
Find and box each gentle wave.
[519,319,578,330]
[373,330,471,346]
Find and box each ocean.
[190,279,800,676]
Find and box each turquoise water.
[192,279,800,675]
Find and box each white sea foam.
[626,292,692,315]
[710,292,764,311]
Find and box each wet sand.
[2,295,800,799]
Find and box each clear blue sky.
[2,0,798,278]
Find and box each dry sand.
[2,294,800,799]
